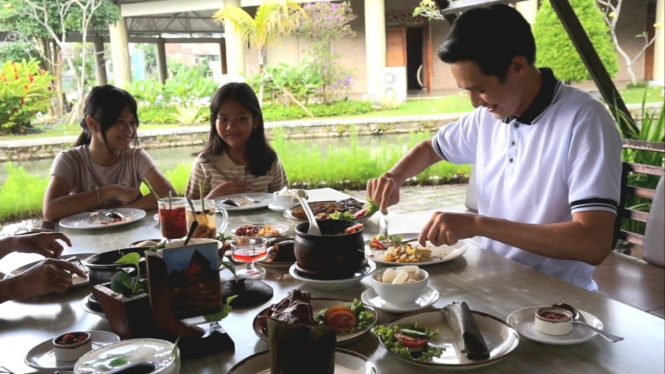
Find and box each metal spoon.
[220,199,241,207]
[552,303,624,343]
[293,189,321,235]
[101,209,124,220]
[184,198,199,246]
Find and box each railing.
[616,140,665,246]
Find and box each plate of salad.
[374,309,520,368]
[283,198,379,223]
[253,298,377,345]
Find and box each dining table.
[0,188,663,373]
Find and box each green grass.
[0,130,471,222]
[618,86,663,105]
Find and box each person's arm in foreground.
[0,233,86,303]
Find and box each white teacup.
[273,191,297,209]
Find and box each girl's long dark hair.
[75,85,139,147]
[198,82,277,177]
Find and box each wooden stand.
[145,252,235,358]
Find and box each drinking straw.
[169,190,173,210]
[143,177,161,200]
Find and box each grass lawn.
[1,86,661,141]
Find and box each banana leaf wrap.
[268,317,336,374]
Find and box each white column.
[223,0,246,77]
[653,0,664,83]
[92,36,107,86]
[109,16,132,87]
[156,38,167,84]
[516,0,538,25]
[364,0,386,97]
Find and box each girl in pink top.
[43,85,175,221]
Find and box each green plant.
[172,102,207,125]
[0,41,40,64]
[533,0,618,83]
[0,59,55,134]
[124,79,164,106]
[111,252,146,296]
[298,1,356,103]
[163,67,218,103]
[265,61,323,105]
[139,105,179,124]
[378,93,401,110]
[625,81,649,89]
[262,100,373,121]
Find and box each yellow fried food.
[382,244,432,263]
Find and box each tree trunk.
[53,42,65,117]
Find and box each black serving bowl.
[294,220,366,279]
[83,247,149,291]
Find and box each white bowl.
[273,192,297,209]
[52,332,92,362]
[371,267,428,306]
[74,338,179,374]
[534,307,573,336]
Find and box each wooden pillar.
[219,40,227,74]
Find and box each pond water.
[0,134,419,184]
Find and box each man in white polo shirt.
[367,4,622,291]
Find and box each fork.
[65,257,88,273]
[87,212,99,224]
[378,211,388,238]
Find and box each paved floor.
[348,184,469,214]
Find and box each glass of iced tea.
[231,237,268,278]
[186,199,218,239]
[158,197,188,240]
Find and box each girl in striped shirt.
[186,83,288,199]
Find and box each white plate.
[380,309,520,369]
[268,202,287,213]
[289,260,376,290]
[214,193,273,211]
[59,208,146,230]
[506,306,604,345]
[253,298,377,345]
[283,200,375,223]
[81,294,106,318]
[3,253,93,288]
[24,330,120,370]
[230,222,289,238]
[228,348,377,374]
[365,234,467,266]
[361,286,440,313]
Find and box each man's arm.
[420,210,615,266]
[367,140,443,211]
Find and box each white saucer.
[25,330,120,370]
[506,306,604,345]
[267,203,288,213]
[229,348,377,374]
[361,286,439,313]
[288,260,376,290]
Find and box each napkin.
[440,302,490,360]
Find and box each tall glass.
[186,199,217,239]
[231,237,268,278]
[158,197,187,240]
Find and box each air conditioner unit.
[380,67,407,103]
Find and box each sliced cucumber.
[399,328,428,338]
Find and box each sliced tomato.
[345,223,364,234]
[393,333,428,351]
[371,237,386,250]
[353,208,368,218]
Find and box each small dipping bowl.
[371,267,428,306]
[52,331,92,362]
[273,191,297,209]
[534,307,573,335]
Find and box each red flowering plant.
[0,59,55,135]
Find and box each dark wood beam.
[548,0,640,136]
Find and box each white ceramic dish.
[24,331,120,371]
[3,253,93,288]
[288,260,376,290]
[379,309,519,369]
[267,203,287,213]
[534,307,573,335]
[59,208,146,230]
[371,267,428,306]
[230,222,289,238]
[214,193,273,211]
[81,294,105,317]
[507,306,604,345]
[52,332,92,362]
[365,234,468,266]
[74,338,179,374]
[361,286,440,313]
[228,348,377,374]
[252,298,377,345]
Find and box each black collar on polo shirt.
[502,68,561,125]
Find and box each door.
[386,27,407,67]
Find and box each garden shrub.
[263,100,373,121]
[0,59,54,134]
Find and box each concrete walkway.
[349,184,469,215]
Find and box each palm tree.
[214,0,305,74]
[214,0,307,107]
